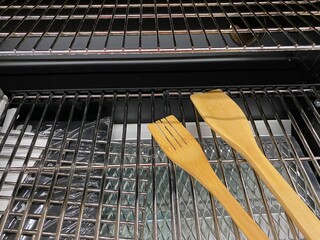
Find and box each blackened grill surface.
[0,86,319,239]
[0,0,320,55]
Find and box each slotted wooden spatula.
[148,115,268,240]
[191,89,320,240]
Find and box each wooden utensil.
[148,115,268,240]
[190,89,320,240]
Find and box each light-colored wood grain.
[148,115,268,240]
[191,89,320,240]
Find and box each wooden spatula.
[148,115,268,240]
[191,89,320,240]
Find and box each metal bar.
[0,45,319,55]
[0,156,311,173]
[177,0,194,49]
[177,90,201,240]
[1,11,320,22]
[121,0,131,50]
[5,210,148,220]
[0,24,319,35]
[138,0,142,49]
[1,1,320,9]
[134,92,142,240]
[163,90,180,240]
[153,0,160,49]
[166,0,177,49]
[208,195,222,240]
[86,0,106,49]
[5,27,320,38]
[94,92,116,239]
[103,0,118,49]
[69,0,94,50]
[114,92,129,239]
[150,91,158,240]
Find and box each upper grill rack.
[0,0,320,55]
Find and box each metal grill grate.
[0,86,320,239]
[0,0,320,54]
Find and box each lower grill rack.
[0,86,320,239]
[0,0,320,54]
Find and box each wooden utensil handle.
[244,147,320,240]
[194,157,269,240]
